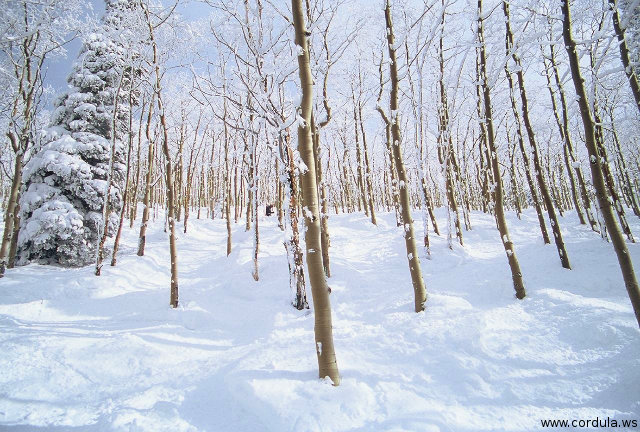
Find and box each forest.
[1,0,640,430]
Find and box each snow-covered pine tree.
[619,0,639,78]
[17,0,139,267]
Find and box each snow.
[296,114,307,129]
[1,207,639,431]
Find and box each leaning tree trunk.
[292,0,340,385]
[590,66,635,243]
[548,41,600,233]
[504,46,550,244]
[383,0,427,312]
[609,109,640,216]
[542,52,586,225]
[504,0,570,269]
[562,0,640,327]
[478,0,526,299]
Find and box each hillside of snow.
[1,208,639,431]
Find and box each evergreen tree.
[619,0,639,78]
[17,0,138,267]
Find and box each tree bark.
[562,0,640,327]
[547,41,600,233]
[0,152,23,277]
[145,3,178,308]
[383,0,427,312]
[292,0,340,385]
[111,89,136,267]
[503,1,570,269]
[358,102,377,226]
[311,115,331,277]
[478,0,526,299]
[609,0,640,114]
[137,93,155,257]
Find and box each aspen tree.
[137,92,156,256]
[503,30,550,243]
[111,89,136,266]
[508,130,523,219]
[352,88,369,219]
[608,108,640,216]
[380,0,427,312]
[312,13,342,277]
[475,54,494,215]
[437,9,463,247]
[144,1,179,308]
[541,51,586,225]
[130,97,146,228]
[589,49,635,243]
[477,0,525,299]
[175,118,185,223]
[282,129,309,310]
[358,100,377,226]
[184,119,205,234]
[291,0,340,384]
[609,0,640,114]
[562,0,640,327]
[546,35,599,233]
[311,114,331,276]
[95,66,127,276]
[503,1,570,269]
[405,42,433,250]
[376,55,404,229]
[220,72,233,256]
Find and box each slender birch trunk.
[111,89,136,267]
[357,99,376,225]
[292,0,340,385]
[382,0,427,312]
[95,69,126,276]
[137,93,155,256]
[478,0,526,299]
[145,3,179,308]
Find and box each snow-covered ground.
[1,207,639,431]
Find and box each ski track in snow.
[1,208,639,431]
